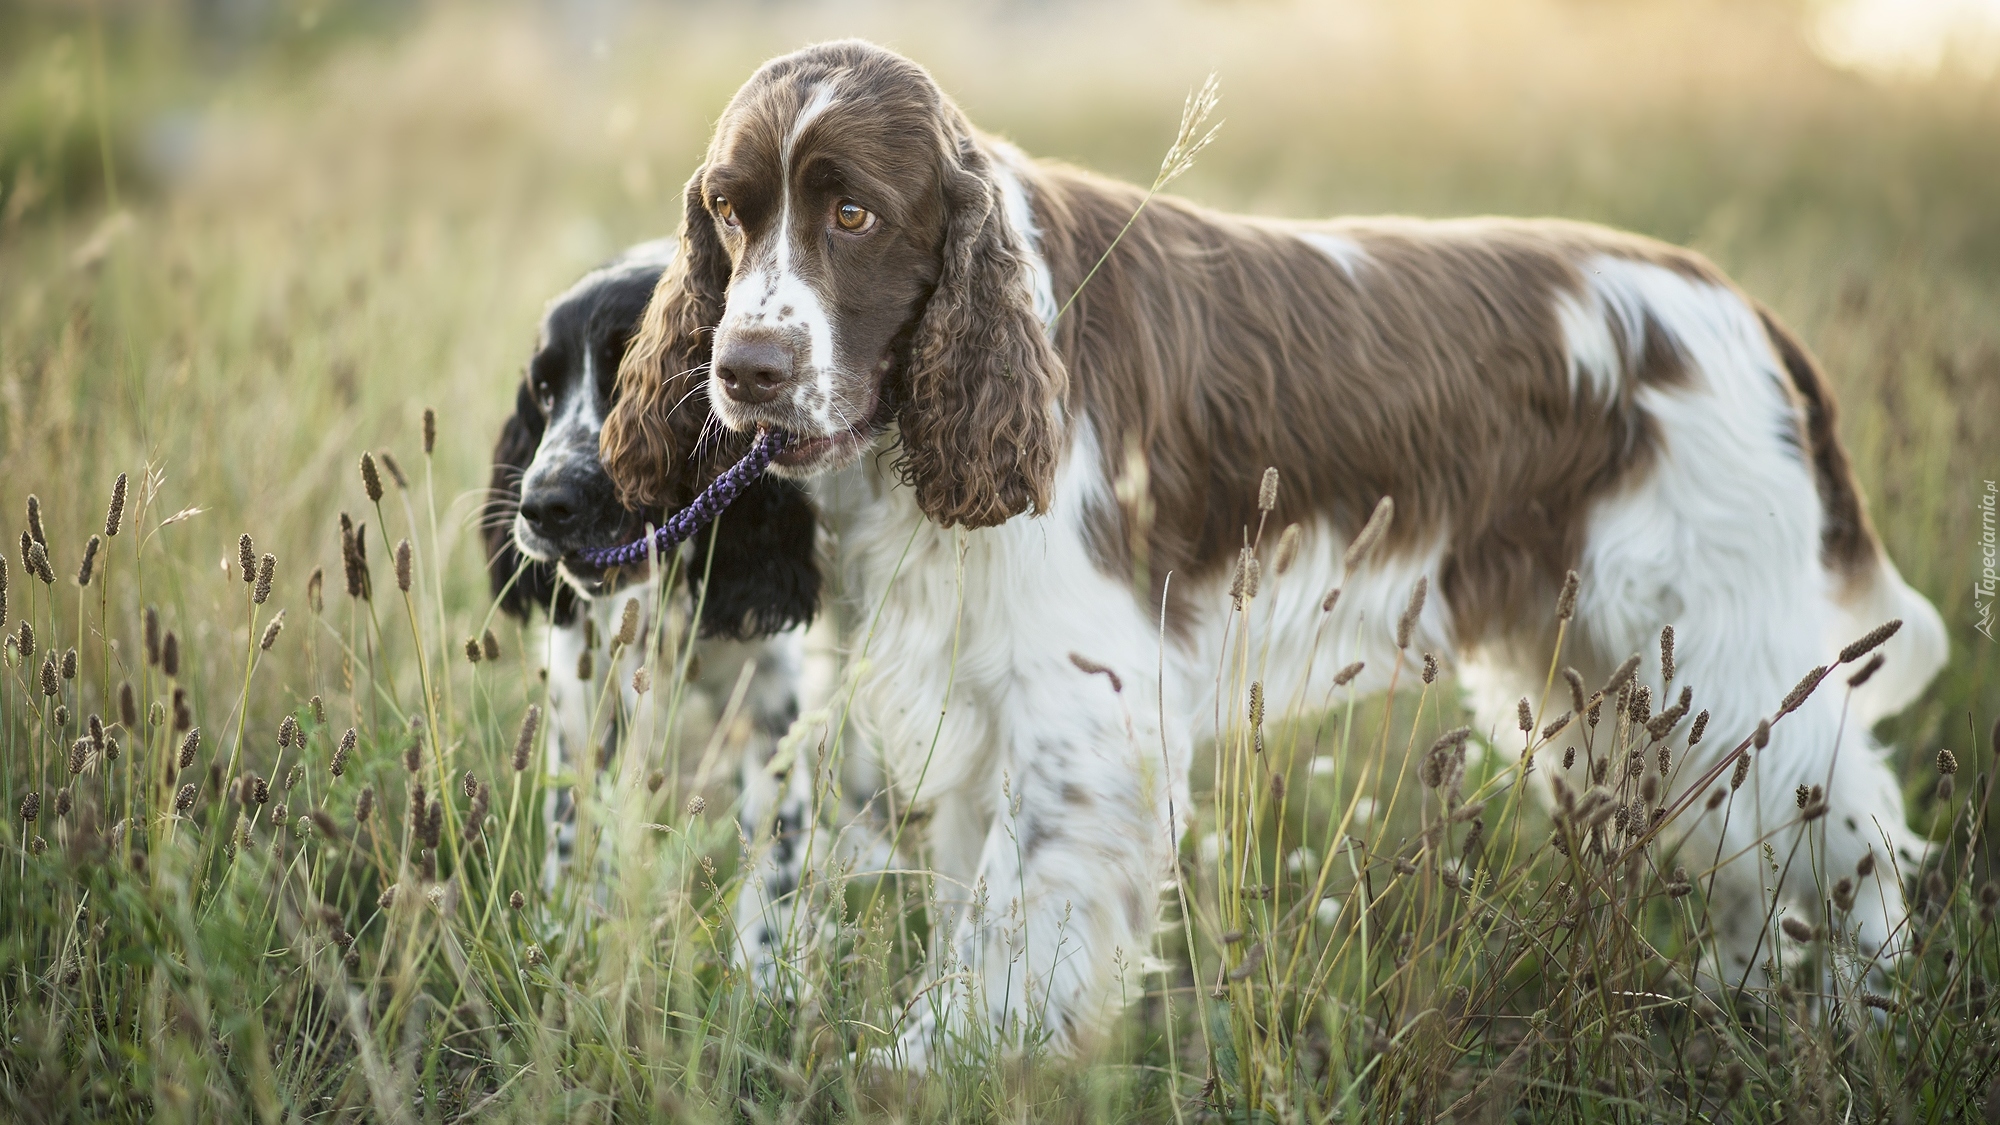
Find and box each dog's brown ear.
[602,168,735,512]
[896,138,1067,529]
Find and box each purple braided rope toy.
[577,427,790,569]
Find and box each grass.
[1,0,1997,1120]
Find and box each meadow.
[1,0,1997,1120]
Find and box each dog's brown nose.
[715,335,794,405]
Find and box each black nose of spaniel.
[518,478,588,540]
[715,335,794,405]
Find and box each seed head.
[1780,917,1816,943]
[464,637,482,664]
[393,539,412,593]
[26,495,46,547]
[104,472,128,537]
[424,801,443,848]
[1657,744,1672,776]
[1639,774,1660,806]
[52,703,68,728]
[422,408,436,455]
[331,728,356,776]
[1777,665,1828,717]
[161,631,179,677]
[238,534,256,584]
[1321,587,1340,613]
[143,607,158,665]
[1689,709,1710,747]
[1753,719,1770,750]
[260,610,284,651]
[278,714,299,749]
[525,944,546,967]
[309,809,340,840]
[403,742,421,773]
[40,654,58,696]
[576,648,594,682]
[1603,654,1641,697]
[252,776,269,805]
[1394,576,1427,649]
[687,795,707,816]
[0,556,7,629]
[1705,787,1726,810]
[1832,877,1856,912]
[1342,495,1393,572]
[1421,652,1438,684]
[1257,467,1279,512]
[77,535,100,587]
[647,769,666,792]
[1517,697,1533,734]
[512,705,540,771]
[173,783,197,813]
[1937,748,1958,775]
[178,727,200,770]
[1846,652,1885,688]
[1247,681,1264,729]
[117,682,136,729]
[310,695,324,724]
[1729,752,1750,791]
[253,554,275,604]
[306,567,324,615]
[1555,569,1579,622]
[359,453,383,503]
[19,792,40,821]
[271,802,288,826]
[88,712,103,749]
[284,764,303,791]
[1857,850,1876,878]
[1543,712,1572,740]
[69,738,86,774]
[378,451,408,490]
[1229,548,1259,605]
[1839,619,1902,665]
[1333,661,1364,687]
[1796,784,1812,809]
[1658,625,1676,685]
[61,647,76,680]
[26,537,53,585]
[1273,523,1301,575]
[482,629,500,662]
[355,785,374,823]
[509,890,525,910]
[632,666,652,694]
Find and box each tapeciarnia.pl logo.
[1978,479,1997,642]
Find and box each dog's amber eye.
[834,201,874,233]
[712,195,735,225]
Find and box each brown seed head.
[1247,681,1264,728]
[1421,652,1438,684]
[687,794,706,816]
[1561,666,1586,714]
[331,728,356,776]
[310,695,324,724]
[355,785,374,823]
[1753,719,1770,750]
[40,654,58,696]
[464,637,482,664]
[1937,748,1958,775]
[1603,655,1641,698]
[378,451,408,490]
[238,534,256,584]
[284,764,303,791]
[422,407,437,455]
[174,783,197,812]
[1342,495,1393,572]
[68,738,86,774]
[254,554,274,605]
[393,539,412,593]
[1705,787,1726,811]
[1778,665,1828,717]
[161,631,179,677]
[105,472,127,537]
[252,776,269,804]
[143,607,159,665]
[1543,712,1572,740]
[61,647,76,680]
[576,648,594,682]
[482,629,500,662]
[1838,619,1902,665]
[359,453,383,503]
[1729,752,1751,791]
[26,495,45,547]
[647,769,666,792]
[1856,850,1876,878]
[614,598,641,648]
[1628,685,1652,727]
[1333,661,1364,687]
[1555,569,1579,622]
[512,705,540,771]
[16,620,30,662]
[1517,697,1533,734]
[1688,709,1709,746]
[1395,576,1426,649]
[632,666,652,694]
[1659,625,1676,685]
[53,788,71,818]
[1257,466,1279,512]
[278,714,299,749]
[260,610,284,651]
[77,535,100,587]
[1781,916,1815,943]
[1832,877,1856,912]
[309,809,340,840]
[119,682,136,729]
[509,890,525,910]
[19,792,40,821]
[178,727,200,770]
[1846,652,1885,688]
[1273,523,1301,575]
[1321,586,1340,613]
[403,742,421,773]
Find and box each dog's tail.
[1757,303,1947,723]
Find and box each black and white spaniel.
[485,240,834,980]
[601,42,1948,1064]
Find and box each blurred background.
[1,0,1995,764]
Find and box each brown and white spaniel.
[601,40,1947,1066]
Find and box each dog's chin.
[512,519,646,602]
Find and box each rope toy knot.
[577,428,791,569]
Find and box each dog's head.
[599,40,1066,530]
[486,241,820,639]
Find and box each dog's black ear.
[689,476,819,640]
[486,382,578,626]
